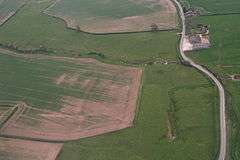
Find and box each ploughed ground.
[0,137,62,160]
[0,54,143,141]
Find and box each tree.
[150,23,159,32]
[76,25,81,32]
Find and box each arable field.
[0,0,220,159]
[45,0,177,33]
[0,137,62,160]
[0,104,16,125]
[59,64,219,160]
[0,51,142,141]
[188,14,240,159]
[0,0,178,63]
[0,47,219,160]
[0,48,219,159]
[0,0,26,25]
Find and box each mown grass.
[188,14,240,159]
[0,0,178,63]
[59,64,218,160]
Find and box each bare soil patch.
[56,73,80,86]
[0,56,143,141]
[0,137,62,160]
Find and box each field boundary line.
[0,46,142,72]
[200,12,240,17]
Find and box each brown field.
[0,137,62,160]
[0,53,143,141]
[44,0,177,33]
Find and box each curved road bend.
[172,0,226,160]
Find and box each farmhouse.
[183,34,211,51]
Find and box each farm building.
[183,34,210,51]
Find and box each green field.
[0,49,219,160]
[187,14,240,159]
[45,0,177,33]
[59,64,218,160]
[0,0,177,63]
[185,0,240,157]
[182,0,240,14]
[0,0,220,159]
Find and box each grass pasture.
[0,48,219,159]
[0,0,220,159]
[182,0,240,15]
[59,64,219,160]
[188,14,240,159]
[0,0,26,25]
[0,0,178,63]
[45,0,177,33]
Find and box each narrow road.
[172,0,227,160]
